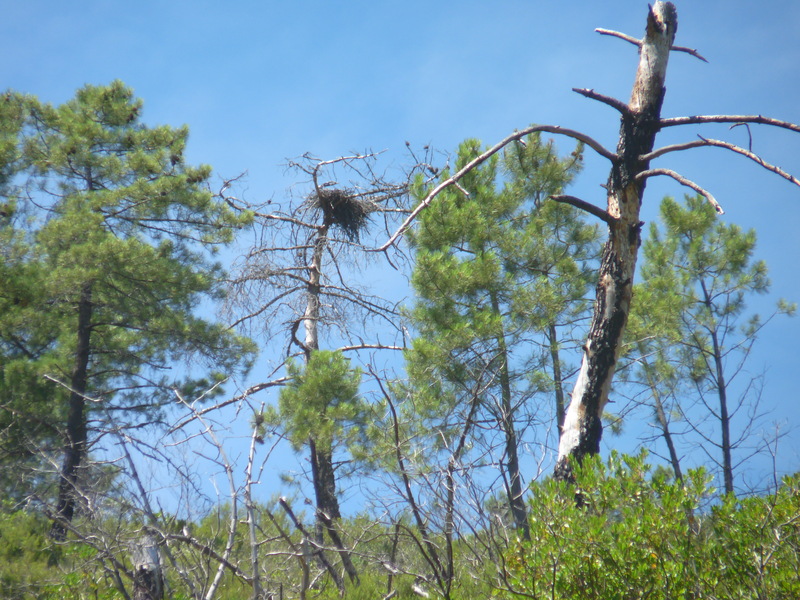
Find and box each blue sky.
[3,1,799,503]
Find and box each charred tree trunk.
[555,2,678,481]
[51,282,93,540]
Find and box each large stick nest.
[309,188,372,241]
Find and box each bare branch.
[671,44,708,62]
[730,122,753,151]
[595,28,641,47]
[595,28,708,61]
[660,114,800,134]
[375,124,616,251]
[168,379,289,433]
[635,168,724,214]
[697,136,800,188]
[549,194,616,225]
[572,88,630,114]
[43,374,104,403]
[338,343,404,353]
[640,139,714,161]
[641,137,800,189]
[164,533,253,584]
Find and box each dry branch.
[376,124,615,251]
[635,168,723,213]
[168,379,289,433]
[572,88,630,114]
[660,114,800,134]
[595,27,708,61]
[549,194,616,225]
[641,137,800,189]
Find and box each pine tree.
[0,82,255,537]
[631,195,795,494]
[405,134,598,540]
[270,349,365,585]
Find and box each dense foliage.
[505,452,800,600]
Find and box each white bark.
[555,2,678,480]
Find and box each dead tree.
[132,536,164,600]
[225,151,431,591]
[378,1,800,482]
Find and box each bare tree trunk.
[132,536,164,600]
[51,282,92,540]
[302,220,359,584]
[637,345,684,482]
[653,388,683,481]
[490,294,529,540]
[302,222,328,358]
[245,411,263,600]
[548,322,566,433]
[555,2,678,481]
[701,280,735,496]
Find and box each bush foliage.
[504,452,800,600]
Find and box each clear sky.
[3,1,799,502]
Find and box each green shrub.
[504,452,800,599]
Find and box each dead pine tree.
[379,1,800,483]
[226,151,430,594]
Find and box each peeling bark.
[555,2,678,481]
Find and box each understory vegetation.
[1,453,798,599]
